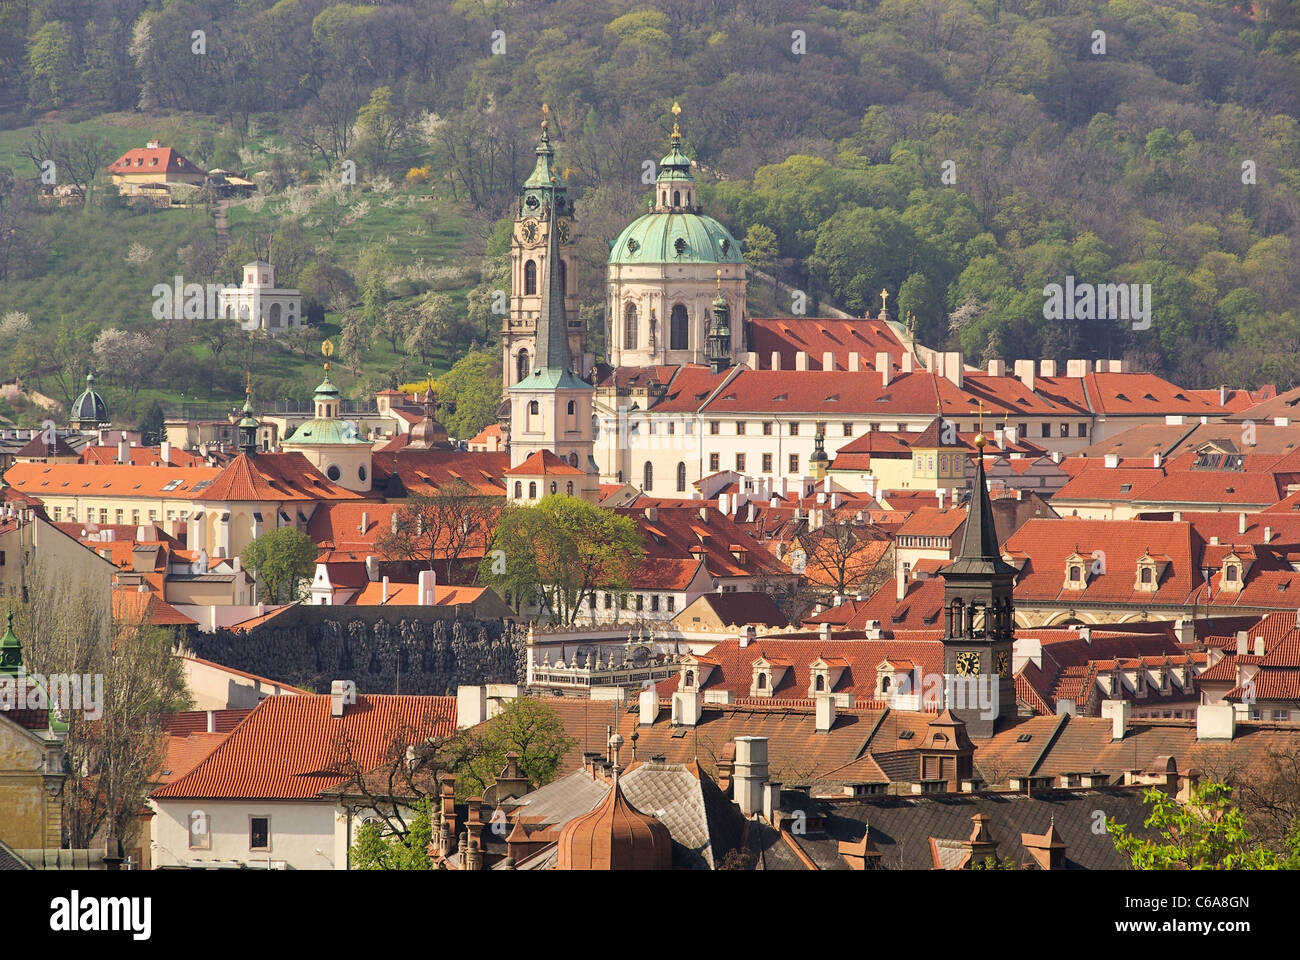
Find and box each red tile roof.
[371,450,508,496]
[200,452,361,502]
[107,145,202,176]
[504,450,585,476]
[150,694,458,800]
[348,581,489,606]
[4,462,222,499]
[747,317,907,372]
[113,587,199,626]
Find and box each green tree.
[1108,780,1287,869]
[743,223,779,278]
[434,348,501,440]
[375,480,499,580]
[351,798,434,870]
[481,496,644,625]
[242,528,319,604]
[356,85,406,171]
[26,21,76,108]
[449,697,576,799]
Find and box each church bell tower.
[938,432,1018,738]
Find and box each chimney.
[1039,359,1057,378]
[1237,631,1249,655]
[848,352,861,372]
[382,576,390,604]
[819,621,832,641]
[1015,359,1035,392]
[734,736,769,816]
[1197,702,1235,741]
[795,351,808,371]
[901,352,914,374]
[988,358,1006,377]
[815,693,836,733]
[639,686,658,726]
[457,685,487,729]
[644,506,658,522]
[1006,425,1019,446]
[360,511,369,533]
[1101,700,1130,740]
[1265,526,1273,543]
[896,569,906,602]
[944,351,962,388]
[718,493,730,516]
[160,440,172,465]
[937,487,947,510]
[418,569,437,606]
[365,555,379,581]
[117,438,129,463]
[1153,452,1162,469]
[1066,359,1088,378]
[877,351,892,387]
[1239,513,1247,535]
[1104,454,1119,469]
[1220,385,1229,407]
[770,351,781,371]
[1276,417,1291,428]
[822,351,835,371]
[1254,637,1265,657]
[206,710,216,734]
[740,625,756,648]
[330,680,351,717]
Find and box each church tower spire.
[938,434,1019,737]
[533,175,570,376]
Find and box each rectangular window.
[588,593,596,609]
[789,422,799,436]
[604,593,612,610]
[709,453,720,472]
[620,595,628,610]
[1274,709,1290,721]
[166,510,175,521]
[1041,423,1051,438]
[736,421,746,435]
[651,595,660,612]
[249,817,270,851]
[648,422,657,435]
[131,510,140,525]
[736,453,746,472]
[896,423,906,432]
[100,510,108,524]
[635,595,644,611]
[685,421,693,435]
[1059,422,1069,437]
[789,454,799,473]
[843,423,853,437]
[668,422,675,435]
[710,421,720,435]
[762,453,773,473]
[1018,423,1027,436]
[148,510,157,522]
[762,422,773,436]
[53,507,61,521]
[115,509,124,524]
[666,595,675,612]
[1078,422,1088,437]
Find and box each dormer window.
[880,675,891,693]
[815,674,825,691]
[1064,551,1089,590]
[1070,566,1082,581]
[684,670,695,688]
[757,672,767,689]
[1140,567,1152,584]
[1225,564,1239,582]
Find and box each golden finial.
[880,288,890,312]
[671,101,682,140]
[321,338,334,373]
[716,268,722,292]
[245,372,252,398]
[541,102,549,132]
[974,400,987,448]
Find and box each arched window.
[568,452,578,467]
[672,190,680,206]
[566,481,574,495]
[685,670,696,687]
[524,259,537,296]
[676,462,686,492]
[670,304,689,351]
[815,674,825,691]
[1069,566,1081,581]
[529,400,539,415]
[624,303,638,349]
[881,675,891,693]
[757,672,767,690]
[558,259,566,297]
[528,482,537,499]
[550,481,557,494]
[567,400,576,415]
[514,482,522,498]
[1225,564,1239,582]
[643,461,653,491]
[517,349,530,381]
[1140,567,1153,583]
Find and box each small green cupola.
[521,104,568,218]
[70,372,110,430]
[654,102,697,212]
[0,610,22,676]
[707,270,732,374]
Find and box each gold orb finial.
[974,432,987,449]
[672,101,681,116]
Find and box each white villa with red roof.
[106,139,205,200]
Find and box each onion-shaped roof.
[556,775,673,870]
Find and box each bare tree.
[376,480,500,582]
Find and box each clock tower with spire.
[938,430,1018,738]
[503,106,584,388]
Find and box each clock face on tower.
[996,651,1009,677]
[557,219,571,244]
[521,219,539,244]
[955,652,981,677]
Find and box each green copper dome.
[0,611,21,676]
[282,417,368,445]
[70,373,109,428]
[608,212,743,266]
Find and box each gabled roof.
[371,450,508,496]
[150,693,457,800]
[4,462,222,499]
[199,452,361,502]
[504,450,584,476]
[107,145,202,176]
[746,317,907,372]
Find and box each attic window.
[1115,393,1128,401]
[1016,733,1032,743]
[897,730,915,740]
[1120,484,1132,493]
[773,394,788,401]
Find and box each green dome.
[282,418,368,446]
[608,212,743,266]
[70,373,109,428]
